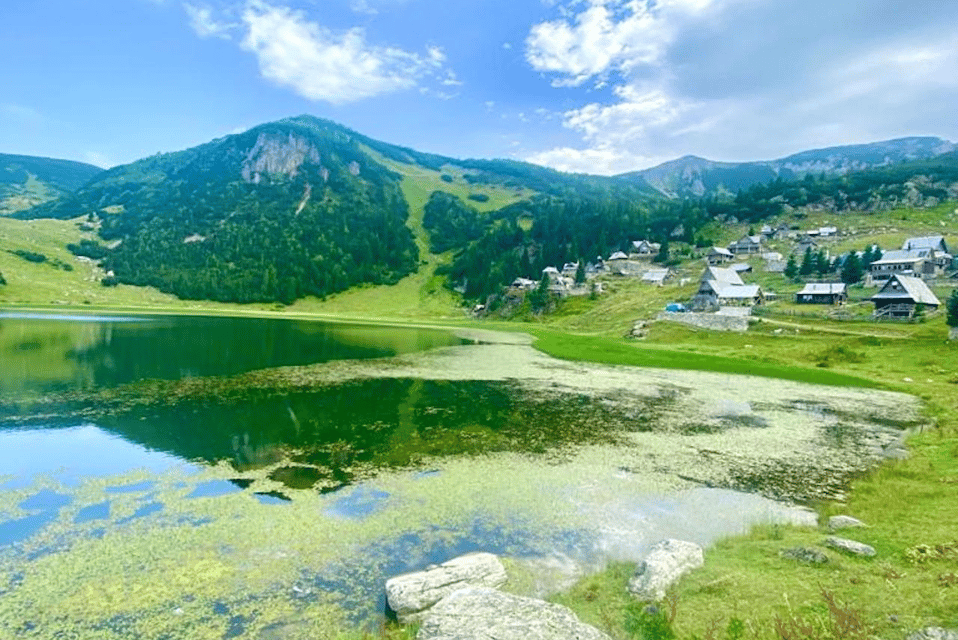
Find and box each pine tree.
[784,255,798,279]
[815,249,830,276]
[947,289,958,327]
[799,247,814,276]
[575,261,586,284]
[840,253,863,284]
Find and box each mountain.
[621,137,956,199]
[0,153,103,214]
[12,116,958,305]
[20,115,659,304]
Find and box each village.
[508,221,956,327]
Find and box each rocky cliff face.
[240,132,322,184]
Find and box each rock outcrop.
[385,552,508,623]
[824,536,876,557]
[628,539,704,601]
[416,586,611,640]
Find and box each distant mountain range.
[0,153,103,214]
[4,116,957,304]
[620,137,956,199]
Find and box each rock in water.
[828,515,866,530]
[417,587,611,640]
[824,536,876,557]
[385,552,508,623]
[628,539,704,601]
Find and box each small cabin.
[707,247,734,265]
[796,283,847,305]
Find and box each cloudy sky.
[3,0,958,174]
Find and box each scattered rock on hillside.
[628,539,704,601]
[824,536,876,557]
[417,586,611,640]
[385,552,508,623]
[828,515,866,530]
[907,628,958,640]
[780,547,830,564]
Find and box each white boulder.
[417,586,611,640]
[385,552,508,623]
[628,539,704,601]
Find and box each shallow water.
[0,312,922,638]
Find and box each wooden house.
[796,283,847,304]
[871,274,940,319]
[903,236,952,270]
[630,240,661,257]
[706,246,734,265]
[728,235,763,255]
[641,268,671,286]
[692,266,762,308]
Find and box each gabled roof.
[702,266,744,286]
[871,249,931,265]
[872,275,941,305]
[608,251,629,260]
[731,263,752,272]
[642,268,670,282]
[716,284,761,299]
[797,283,846,295]
[709,246,733,256]
[903,235,948,252]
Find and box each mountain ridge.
[621,136,956,199]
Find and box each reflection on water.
[0,312,466,396]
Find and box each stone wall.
[657,311,749,332]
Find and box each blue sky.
[3,0,958,174]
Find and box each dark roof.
[871,275,940,305]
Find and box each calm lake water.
[0,311,852,639]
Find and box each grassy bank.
[534,316,958,640]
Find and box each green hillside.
[0,153,103,214]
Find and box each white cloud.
[524,144,670,175]
[184,3,235,39]
[525,0,718,86]
[239,1,448,104]
[524,0,958,173]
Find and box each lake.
[0,312,923,639]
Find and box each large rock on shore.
[385,552,508,623]
[628,539,704,601]
[417,586,611,640]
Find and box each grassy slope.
[290,153,532,320]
